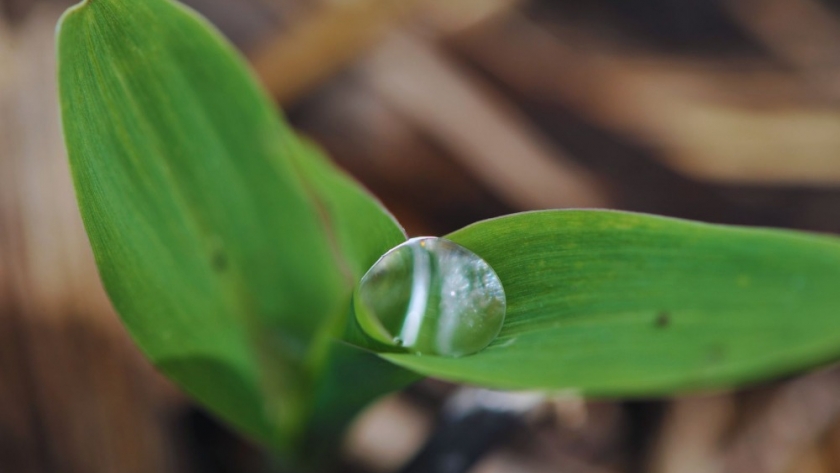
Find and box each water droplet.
[354,237,506,357]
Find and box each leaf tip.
[56,0,90,36]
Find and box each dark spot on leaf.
[211,250,228,272]
[707,345,726,363]
[655,311,670,328]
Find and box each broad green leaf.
[58,0,407,454]
[383,210,840,395]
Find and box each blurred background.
[4,0,840,471]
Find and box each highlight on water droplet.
[353,237,506,358]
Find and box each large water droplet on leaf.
[354,237,506,357]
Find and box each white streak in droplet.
[436,250,466,355]
[399,243,431,347]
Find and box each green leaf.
[383,210,840,396]
[57,0,407,454]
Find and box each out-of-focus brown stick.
[0,14,44,471]
[248,0,521,105]
[450,12,840,186]
[360,32,609,210]
[249,0,424,105]
[725,0,840,98]
[782,444,832,473]
[721,368,840,473]
[648,395,735,473]
[818,416,840,471]
[726,0,840,108]
[420,0,520,34]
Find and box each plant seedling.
[57,0,840,469]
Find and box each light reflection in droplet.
[354,237,506,357]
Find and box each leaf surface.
[384,210,840,395]
[58,0,407,452]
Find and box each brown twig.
[360,32,609,210]
[721,368,840,473]
[450,11,840,185]
[249,0,424,105]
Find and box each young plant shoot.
[57,0,840,468]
